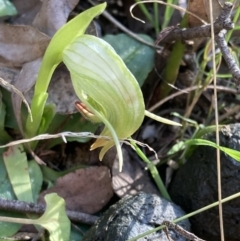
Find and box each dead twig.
[162,220,205,241]
[215,29,240,90]
[0,198,98,225]
[157,2,233,44]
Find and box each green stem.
[162,0,178,29]
[129,139,171,200]
[161,14,188,98]
[154,2,159,35]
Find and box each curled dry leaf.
[0,24,50,68]
[38,166,114,214]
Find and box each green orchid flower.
[26,3,181,171]
[62,34,181,171]
[62,35,145,171]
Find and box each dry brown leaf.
[0,24,50,68]
[25,65,79,114]
[112,148,159,197]
[203,0,222,22]
[187,0,223,49]
[187,0,208,27]
[12,0,42,25]
[38,166,114,214]
[187,0,223,27]
[0,65,20,85]
[33,0,79,36]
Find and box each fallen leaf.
[38,166,113,214]
[12,0,42,25]
[203,0,222,22]
[33,0,79,37]
[0,24,50,68]
[25,65,78,114]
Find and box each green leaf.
[0,194,70,241]
[26,3,106,139]
[63,35,145,171]
[0,148,22,236]
[37,103,56,135]
[0,95,12,144]
[34,193,70,241]
[28,161,43,203]
[103,34,155,86]
[0,210,22,238]
[186,139,240,162]
[0,0,17,17]
[0,88,27,132]
[3,145,34,202]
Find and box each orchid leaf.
[62,35,145,171]
[186,139,240,162]
[145,110,182,126]
[26,3,106,139]
[3,145,33,202]
[0,194,70,241]
[0,148,22,237]
[34,194,70,241]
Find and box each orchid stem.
[129,138,171,200]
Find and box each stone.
[169,124,240,241]
[82,192,190,241]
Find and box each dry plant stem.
[183,3,233,119]
[0,132,110,148]
[218,104,240,122]
[215,29,240,90]
[0,198,98,225]
[129,1,233,46]
[209,0,224,240]
[0,78,33,122]
[162,221,205,241]
[158,2,233,44]
[130,0,208,25]
[88,0,155,48]
[148,85,237,111]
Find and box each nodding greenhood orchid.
[62,35,145,171]
[27,3,181,172]
[62,34,181,171]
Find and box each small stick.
[158,2,233,44]
[162,220,205,241]
[0,198,98,225]
[215,29,240,91]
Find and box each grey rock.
[82,192,190,241]
[169,123,240,241]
